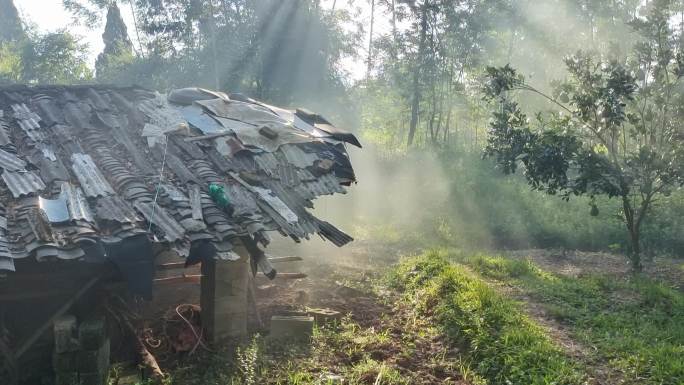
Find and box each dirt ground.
[113,244,682,384]
[112,240,466,384]
[503,248,684,290]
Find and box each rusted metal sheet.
[2,170,46,197]
[134,202,186,242]
[71,153,116,197]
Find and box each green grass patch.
[389,249,584,385]
[467,255,684,385]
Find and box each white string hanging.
[148,135,169,233]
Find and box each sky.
[14,0,395,82]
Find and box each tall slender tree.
[95,2,134,81]
[0,0,24,42]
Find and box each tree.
[21,31,93,84]
[95,3,134,81]
[482,2,684,270]
[0,0,24,42]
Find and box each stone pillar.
[201,241,250,342]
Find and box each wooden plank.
[267,256,303,264]
[154,272,307,285]
[155,256,302,271]
[259,272,308,280]
[156,262,190,270]
[13,276,100,359]
[153,274,201,284]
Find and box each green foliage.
[467,255,684,385]
[483,12,684,268]
[390,251,583,385]
[0,0,24,42]
[20,30,93,84]
[0,42,22,84]
[95,3,134,82]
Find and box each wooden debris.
[267,256,303,264]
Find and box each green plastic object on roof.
[208,183,231,210]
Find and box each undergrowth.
[467,254,684,385]
[388,249,584,385]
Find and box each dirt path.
[488,279,630,385]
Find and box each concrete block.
[78,339,110,374]
[54,315,79,353]
[270,316,314,341]
[55,372,78,385]
[78,317,106,350]
[201,248,249,342]
[306,308,342,324]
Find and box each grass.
[466,254,684,385]
[388,250,584,385]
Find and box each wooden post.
[200,241,250,342]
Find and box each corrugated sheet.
[0,85,357,275]
[71,153,116,197]
[134,202,186,242]
[0,147,26,171]
[11,103,41,122]
[280,144,318,168]
[138,93,187,131]
[61,182,94,222]
[38,194,69,222]
[2,170,46,197]
[95,195,141,223]
[0,110,11,146]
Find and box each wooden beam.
[259,272,308,280]
[154,272,307,285]
[267,256,303,264]
[155,256,303,271]
[153,274,201,284]
[13,276,100,359]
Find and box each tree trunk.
[622,195,642,272]
[367,0,375,78]
[407,1,428,147]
